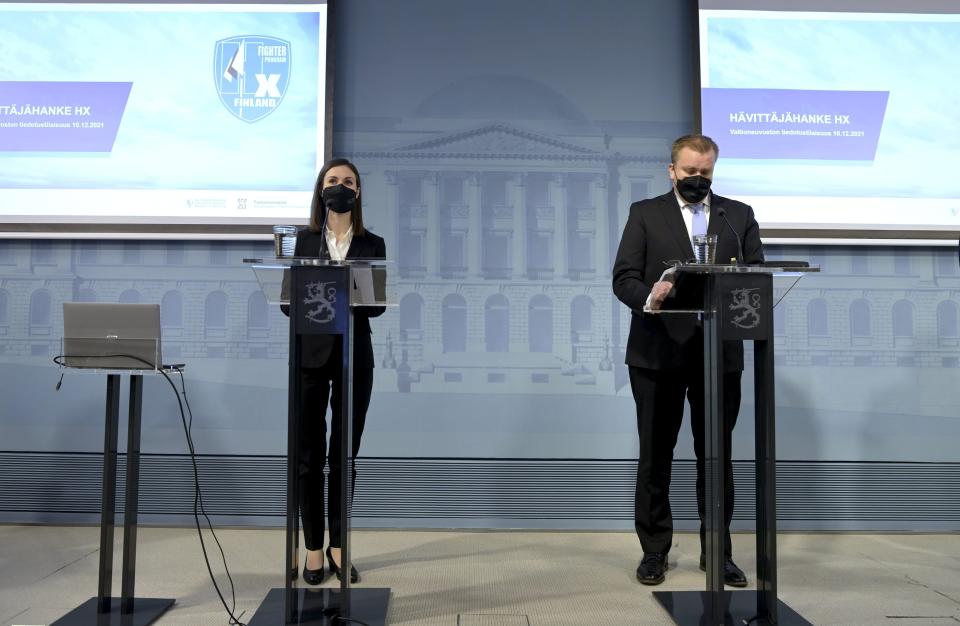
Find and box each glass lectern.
[648,263,819,626]
[245,257,395,626]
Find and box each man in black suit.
[612,135,764,586]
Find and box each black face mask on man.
[321,184,357,214]
[675,175,712,204]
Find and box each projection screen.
[0,0,330,238]
[698,0,960,243]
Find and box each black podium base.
[248,587,391,625]
[52,597,175,626]
[653,591,812,626]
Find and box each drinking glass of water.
[272,225,298,257]
[692,234,717,264]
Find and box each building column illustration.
[424,172,440,277]
[550,173,568,279]
[383,170,401,259]
[511,174,527,280]
[593,173,608,276]
[467,174,482,277]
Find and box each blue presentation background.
[0,9,320,189]
[1,1,957,530]
[706,15,960,199]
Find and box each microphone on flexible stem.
[318,204,330,259]
[716,207,743,264]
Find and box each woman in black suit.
[292,158,386,584]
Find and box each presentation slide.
[0,2,327,230]
[699,2,960,236]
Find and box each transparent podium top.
[243,257,390,268]
[669,262,820,275]
[243,257,396,307]
[644,262,820,314]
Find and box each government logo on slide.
[214,35,291,123]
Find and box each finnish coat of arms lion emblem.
[728,287,762,329]
[304,281,337,324]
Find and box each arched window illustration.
[441,293,467,353]
[807,298,828,337]
[204,291,228,332]
[484,294,510,352]
[850,299,871,338]
[399,293,424,342]
[570,295,593,343]
[892,299,914,343]
[937,300,958,344]
[119,289,141,304]
[247,291,269,332]
[528,294,553,353]
[161,291,183,328]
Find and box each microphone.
[318,205,330,259]
[716,207,743,264]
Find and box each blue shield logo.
[214,35,291,123]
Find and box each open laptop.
[62,302,163,370]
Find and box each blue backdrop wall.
[1,0,958,531]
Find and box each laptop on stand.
[63,302,164,370]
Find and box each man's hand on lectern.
[648,281,673,311]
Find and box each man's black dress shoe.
[699,554,748,587]
[636,552,668,585]
[303,557,327,586]
[327,546,360,583]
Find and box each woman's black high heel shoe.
[302,552,327,585]
[326,546,360,583]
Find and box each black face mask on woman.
[321,184,357,214]
[675,174,712,204]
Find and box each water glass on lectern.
[273,225,297,257]
[693,234,717,264]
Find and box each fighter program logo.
[214,36,291,123]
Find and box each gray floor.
[1,525,958,625]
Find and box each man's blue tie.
[690,203,707,245]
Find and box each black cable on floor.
[333,617,372,626]
[54,355,247,626]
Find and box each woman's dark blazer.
[281,227,387,369]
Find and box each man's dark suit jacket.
[282,228,387,369]
[612,191,764,372]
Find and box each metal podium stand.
[52,344,175,626]
[245,257,394,626]
[648,263,818,626]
